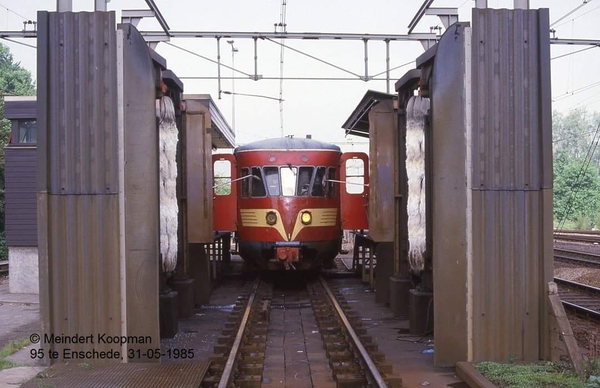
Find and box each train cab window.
[281,166,297,196]
[312,167,327,197]
[345,158,364,194]
[263,167,280,196]
[214,160,232,195]
[240,168,250,197]
[327,168,336,197]
[251,167,266,197]
[297,167,314,196]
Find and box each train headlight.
[266,211,278,225]
[301,211,312,225]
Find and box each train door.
[340,152,369,230]
[213,154,237,231]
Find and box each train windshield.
[281,166,297,196]
[263,167,280,196]
[242,165,335,197]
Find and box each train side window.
[297,167,314,196]
[251,167,266,197]
[327,168,336,197]
[241,168,250,197]
[263,167,280,196]
[345,158,364,194]
[281,166,297,196]
[312,167,327,197]
[214,160,232,195]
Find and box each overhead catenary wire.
[550,0,594,28]
[553,3,600,29]
[552,80,600,102]
[371,60,413,78]
[165,41,252,78]
[264,37,363,79]
[1,37,35,49]
[0,2,29,21]
[551,45,599,61]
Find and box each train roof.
[234,137,341,153]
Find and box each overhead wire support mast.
[277,0,287,137]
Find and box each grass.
[475,361,586,388]
[0,338,31,370]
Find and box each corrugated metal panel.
[471,9,550,190]
[44,194,122,353]
[368,100,396,242]
[5,147,37,246]
[37,12,161,364]
[472,191,541,360]
[40,11,118,195]
[37,11,123,363]
[470,8,553,362]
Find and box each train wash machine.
[156,70,185,338]
[395,5,554,366]
[390,70,433,336]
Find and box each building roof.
[341,90,396,138]
[4,96,36,120]
[183,94,235,148]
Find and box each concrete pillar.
[389,276,412,317]
[409,289,433,335]
[190,243,212,306]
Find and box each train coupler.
[283,262,297,271]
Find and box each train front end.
[235,138,342,270]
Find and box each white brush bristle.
[405,96,430,272]
[157,96,179,273]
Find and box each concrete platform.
[0,280,43,387]
[327,276,468,388]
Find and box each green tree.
[553,108,600,168]
[553,151,600,228]
[0,43,36,255]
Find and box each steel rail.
[561,300,600,321]
[555,229,600,235]
[218,282,259,388]
[554,234,600,244]
[555,254,600,268]
[319,276,387,388]
[555,277,600,321]
[555,248,600,259]
[555,277,600,296]
[0,260,7,275]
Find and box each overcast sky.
[1,0,599,149]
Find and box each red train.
[213,137,369,270]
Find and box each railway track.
[555,248,600,268]
[0,260,7,275]
[553,231,600,244]
[556,277,600,321]
[201,276,401,387]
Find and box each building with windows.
[4,96,38,294]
